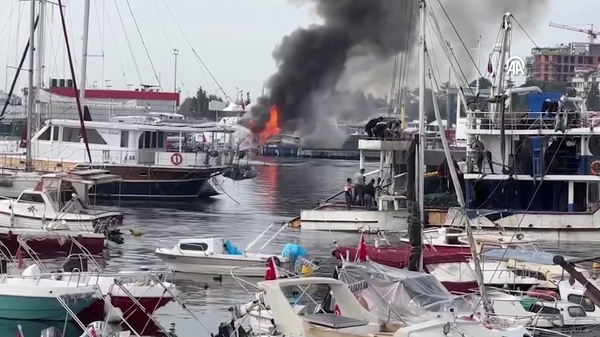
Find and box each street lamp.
[173,49,179,113]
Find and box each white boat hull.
[300,208,409,232]
[444,208,600,242]
[155,251,290,276]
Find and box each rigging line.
[512,16,569,83]
[0,0,19,39]
[142,3,166,82]
[431,0,484,89]
[159,0,228,100]
[426,11,472,91]
[112,0,143,84]
[93,0,105,54]
[396,0,415,115]
[124,0,162,89]
[151,0,187,94]
[104,1,128,84]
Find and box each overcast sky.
[0,0,598,101]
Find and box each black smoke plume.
[243,0,549,144]
[244,0,418,138]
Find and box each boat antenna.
[56,0,92,164]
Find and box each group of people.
[364,116,402,139]
[344,169,379,211]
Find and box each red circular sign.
[171,153,183,165]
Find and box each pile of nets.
[423,192,459,208]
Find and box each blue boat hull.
[0,295,94,321]
[91,178,208,200]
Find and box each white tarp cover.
[339,261,474,325]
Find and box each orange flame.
[259,106,281,144]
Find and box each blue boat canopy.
[481,249,578,265]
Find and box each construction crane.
[549,22,600,44]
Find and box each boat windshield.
[339,261,474,325]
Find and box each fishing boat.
[293,141,411,232]
[0,169,124,255]
[155,222,316,276]
[0,264,97,321]
[431,13,600,242]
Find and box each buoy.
[129,229,143,236]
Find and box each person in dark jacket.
[364,117,383,137]
[373,121,387,139]
[364,179,376,211]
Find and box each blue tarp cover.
[281,243,308,260]
[481,248,578,265]
[224,240,243,255]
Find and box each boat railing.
[54,287,145,337]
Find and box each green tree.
[177,97,194,117]
[189,87,224,120]
[468,77,492,89]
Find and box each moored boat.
[0,169,124,255]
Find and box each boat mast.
[25,0,37,170]
[79,0,91,100]
[417,0,426,270]
[35,0,46,130]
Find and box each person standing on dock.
[353,168,366,205]
[365,117,382,137]
[364,179,376,211]
[344,178,354,210]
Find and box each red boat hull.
[0,233,105,256]
[79,296,172,325]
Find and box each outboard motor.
[63,255,88,272]
[40,327,63,337]
[212,320,249,337]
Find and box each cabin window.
[568,306,587,318]
[52,126,59,141]
[37,127,51,141]
[180,243,208,251]
[86,129,107,145]
[120,131,129,147]
[63,127,81,142]
[530,305,560,315]
[568,294,595,312]
[18,193,45,203]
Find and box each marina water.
[6,159,596,336]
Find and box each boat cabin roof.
[40,169,123,186]
[481,249,578,265]
[44,119,236,134]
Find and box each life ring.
[171,153,183,166]
[591,160,600,175]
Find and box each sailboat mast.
[25,0,36,170]
[79,0,91,100]
[417,0,426,271]
[35,0,46,130]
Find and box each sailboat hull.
[0,294,94,320]
[0,228,106,256]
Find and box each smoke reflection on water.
[8,160,597,336]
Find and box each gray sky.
[0,0,598,101]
